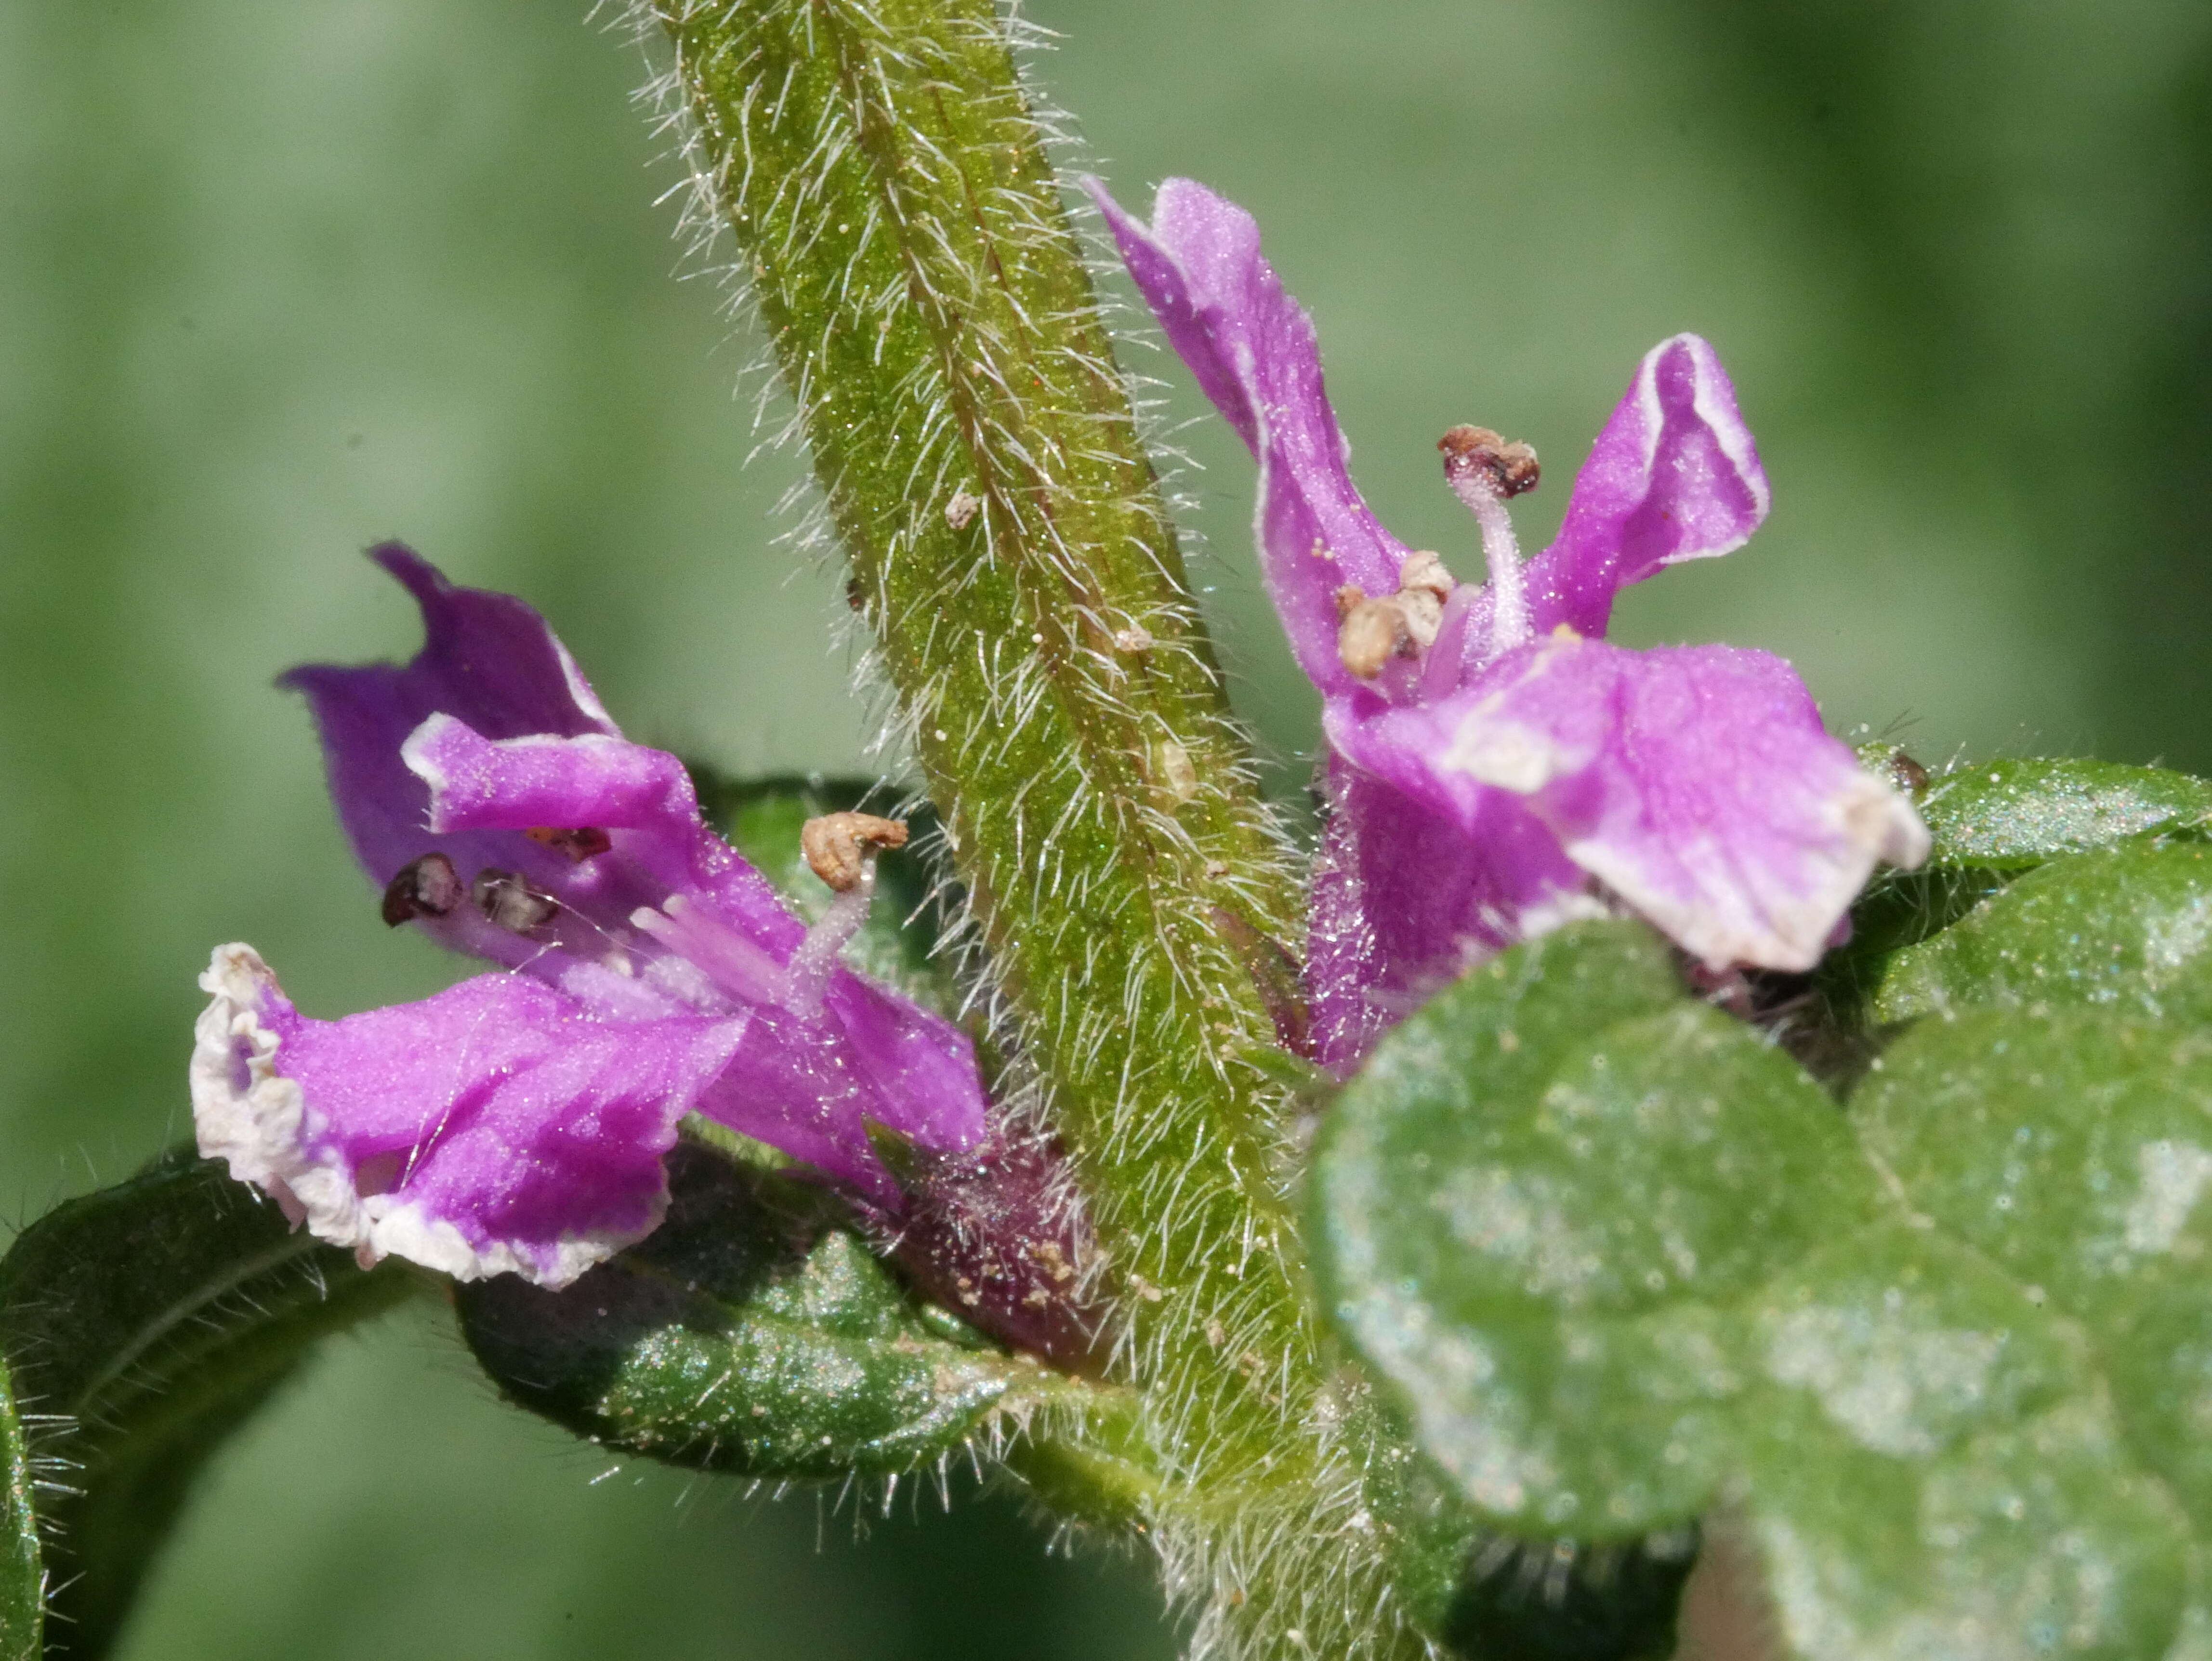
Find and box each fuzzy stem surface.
[641,2,1433,1654]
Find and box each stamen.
[1335,585,1408,679]
[801,812,908,893]
[381,852,463,927]
[471,868,558,934]
[1397,549,1455,601]
[792,812,907,1013]
[788,867,877,1015]
[1437,425,1540,498]
[1439,425,1540,658]
[631,817,906,1020]
[630,894,792,1008]
[1422,583,1479,701]
[1336,554,1462,681]
[1397,586,1444,651]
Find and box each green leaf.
[1761,1002,2212,1656]
[1913,758,2212,870]
[0,1148,420,1658]
[456,1141,1088,1478]
[1732,1214,2190,1658]
[1876,836,2212,1022]
[1823,758,2212,1020]
[1736,1387,2190,1661]
[1326,923,2207,1657]
[1745,1220,2093,1470]
[1313,921,1877,1541]
[1858,1009,2212,1529]
[0,1357,41,1661]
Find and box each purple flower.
[191,547,987,1287]
[1090,177,1929,1070]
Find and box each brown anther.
[1438,423,1540,497]
[472,868,559,934]
[381,852,464,927]
[524,826,613,863]
[801,811,908,893]
[1396,585,1443,650]
[1396,549,1455,602]
[1337,595,1410,679]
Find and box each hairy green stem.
[642,2,1430,1653]
[0,1358,40,1660]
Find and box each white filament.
[1448,470,1532,659]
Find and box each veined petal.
[281,544,616,888]
[822,973,991,1154]
[191,945,745,1287]
[1527,335,1772,638]
[395,713,799,956]
[1347,637,1928,971]
[405,716,695,835]
[1307,760,1588,1074]
[288,553,802,971]
[1087,176,1409,694]
[694,974,987,1204]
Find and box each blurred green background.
[3,1,2208,1655]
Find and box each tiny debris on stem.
[944,488,982,530]
[1152,738,1199,804]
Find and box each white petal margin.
[1639,332,1772,565]
[190,944,643,1289]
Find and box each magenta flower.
[191,547,987,1288]
[1090,177,1929,1070]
